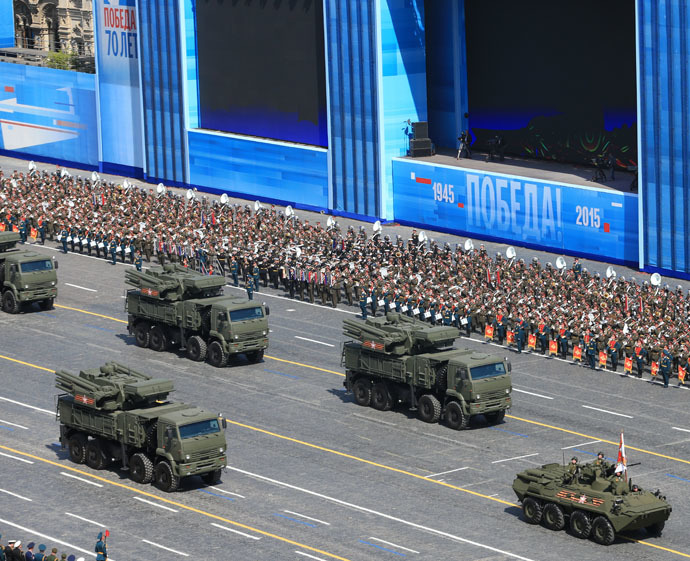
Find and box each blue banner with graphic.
[93,0,143,171]
[392,159,638,264]
[0,0,13,48]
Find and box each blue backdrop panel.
[138,0,187,185]
[638,0,690,274]
[0,65,98,166]
[188,131,329,210]
[325,0,381,217]
[392,159,638,264]
[0,0,13,48]
[93,0,143,175]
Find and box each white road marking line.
[210,522,261,540]
[0,451,34,464]
[512,388,554,400]
[672,427,690,433]
[65,282,97,292]
[491,453,539,464]
[0,418,29,429]
[141,539,189,557]
[295,552,328,561]
[581,405,633,418]
[0,489,32,501]
[65,512,107,527]
[0,516,111,560]
[0,396,53,415]
[208,485,245,498]
[425,466,469,478]
[286,308,296,312]
[283,510,330,526]
[133,496,178,512]
[226,466,537,561]
[561,439,601,450]
[294,336,335,347]
[368,537,419,554]
[226,285,358,314]
[61,471,103,487]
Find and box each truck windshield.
[178,419,220,439]
[470,362,507,380]
[20,260,53,273]
[229,307,264,321]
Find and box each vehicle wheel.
[39,298,54,311]
[129,452,154,484]
[646,521,665,537]
[542,503,566,531]
[85,440,107,470]
[590,516,615,545]
[202,469,222,485]
[371,382,393,411]
[134,322,151,348]
[522,497,543,525]
[485,410,506,425]
[418,394,441,423]
[149,325,168,352]
[207,341,227,368]
[68,434,87,464]
[2,291,19,314]
[187,335,207,361]
[445,401,469,430]
[570,510,592,538]
[246,349,264,363]
[155,461,180,492]
[352,378,371,406]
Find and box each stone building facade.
[14,0,93,55]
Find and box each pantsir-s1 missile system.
[125,264,269,366]
[0,231,58,313]
[512,461,672,545]
[342,313,512,428]
[57,362,228,492]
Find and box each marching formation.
[1,165,688,387]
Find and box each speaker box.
[409,138,433,157]
[412,121,429,140]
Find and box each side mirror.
[506,360,512,372]
[53,258,59,269]
[165,427,174,442]
[264,304,270,316]
[221,417,227,429]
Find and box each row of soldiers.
[0,165,688,387]
[0,537,84,561]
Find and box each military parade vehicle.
[512,461,672,545]
[57,361,228,492]
[0,231,58,313]
[125,264,269,367]
[342,313,512,428]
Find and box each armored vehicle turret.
[0,231,58,313]
[125,264,269,366]
[57,362,228,492]
[512,461,672,545]
[342,313,512,429]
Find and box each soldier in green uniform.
[593,451,611,477]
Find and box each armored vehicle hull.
[513,462,672,545]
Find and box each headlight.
[185,454,190,460]
[234,335,239,340]
[219,447,224,453]
[505,388,510,394]
[262,331,266,336]
[25,285,29,289]
[475,394,481,400]
[51,281,55,286]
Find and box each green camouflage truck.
[0,231,58,313]
[125,264,269,367]
[342,313,512,428]
[57,362,228,492]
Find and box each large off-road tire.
[371,382,393,411]
[445,400,469,430]
[149,325,168,352]
[85,439,108,470]
[187,335,207,361]
[485,409,506,425]
[591,516,615,545]
[134,322,151,348]
[646,521,665,537]
[202,469,222,485]
[2,291,19,314]
[246,349,264,363]
[542,503,566,531]
[129,452,154,484]
[155,461,180,492]
[207,341,227,368]
[39,298,54,311]
[352,377,371,406]
[418,394,442,423]
[522,497,543,525]
[68,434,87,464]
[570,510,592,538]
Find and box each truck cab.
[1,246,58,313]
[213,300,269,355]
[447,354,512,418]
